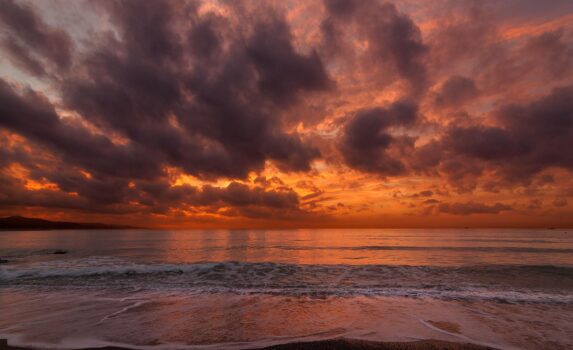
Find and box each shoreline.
[0,338,499,350]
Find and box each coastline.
[0,338,498,350]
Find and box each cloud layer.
[1,0,573,227]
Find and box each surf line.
[418,319,515,350]
[97,299,150,325]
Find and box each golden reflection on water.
[2,228,573,266]
[147,228,573,266]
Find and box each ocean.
[1,229,572,349]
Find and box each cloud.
[0,80,163,179]
[444,126,518,161]
[101,0,181,64]
[127,181,304,219]
[1,38,46,76]
[414,190,433,198]
[340,100,418,175]
[433,76,479,109]
[421,85,573,187]
[0,0,72,74]
[322,0,428,94]
[523,28,573,79]
[0,0,331,221]
[429,2,495,72]
[1,0,573,226]
[5,0,327,181]
[247,18,332,105]
[438,201,513,215]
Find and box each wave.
[1,260,218,279]
[2,259,573,304]
[2,259,573,279]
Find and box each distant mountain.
[0,216,140,230]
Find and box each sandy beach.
[257,339,498,350]
[0,339,497,350]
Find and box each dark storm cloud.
[101,0,182,63]
[340,100,418,175]
[438,201,512,215]
[0,0,330,216]
[1,38,45,76]
[0,0,72,73]
[425,85,573,185]
[58,0,324,180]
[323,0,360,18]
[199,182,299,209]
[427,3,573,96]
[0,179,89,212]
[46,169,132,205]
[322,0,427,94]
[495,85,573,178]
[433,76,479,109]
[0,138,302,216]
[134,180,299,210]
[0,79,163,179]
[523,29,573,78]
[429,2,495,70]
[247,18,332,105]
[130,180,302,219]
[0,141,128,212]
[480,29,573,95]
[2,177,150,215]
[444,126,518,161]
[2,0,573,223]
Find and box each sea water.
[1,229,572,349]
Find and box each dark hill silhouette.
[0,216,140,230]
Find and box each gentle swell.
[273,245,573,253]
[2,259,573,304]
[2,259,573,279]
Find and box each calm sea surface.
[1,229,572,349]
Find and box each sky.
[1,0,573,228]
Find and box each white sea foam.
[2,258,573,304]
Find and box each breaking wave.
[2,257,572,304]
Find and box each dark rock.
[53,250,68,255]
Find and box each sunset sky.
[1,0,573,228]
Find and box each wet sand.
[256,339,497,349]
[0,338,498,350]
